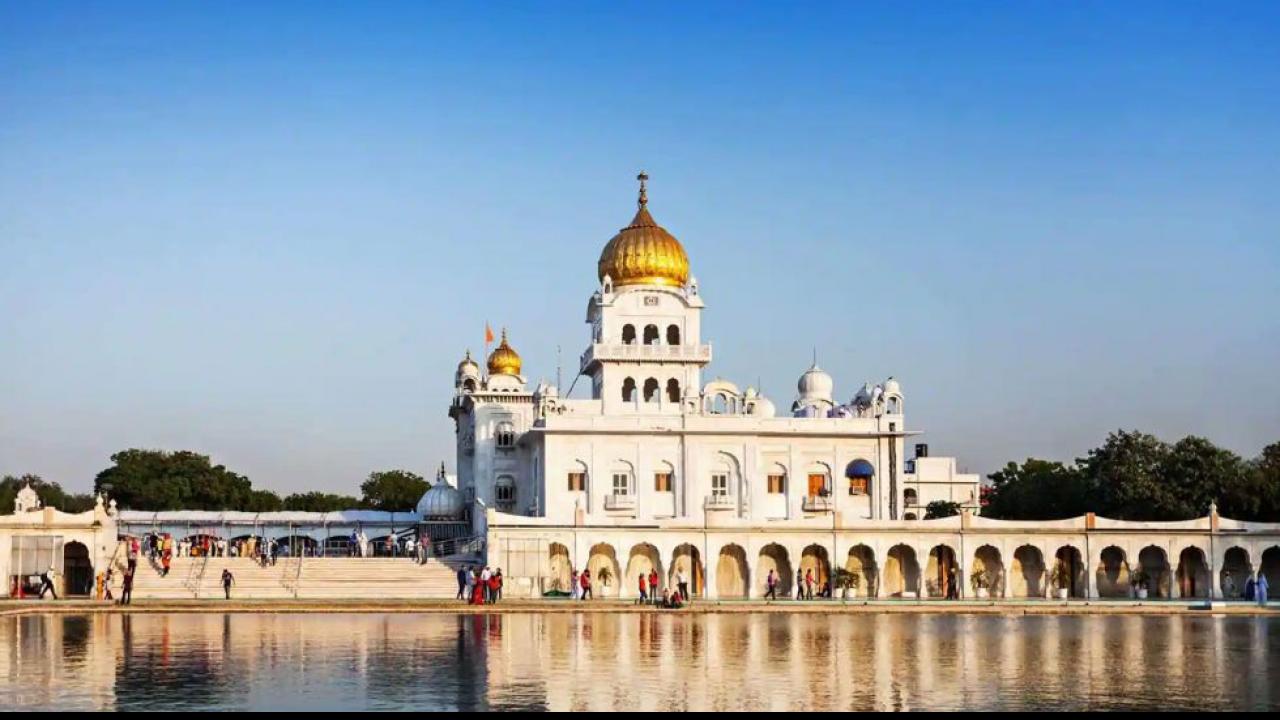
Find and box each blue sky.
[2,2,1277,495]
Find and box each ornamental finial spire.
[637,170,648,209]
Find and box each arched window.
[846,459,874,496]
[462,379,476,392]
[806,463,832,498]
[654,461,675,492]
[904,488,918,506]
[495,422,516,448]
[495,475,516,505]
[622,324,636,344]
[643,378,659,402]
[643,324,659,345]
[622,377,636,402]
[567,461,588,492]
[711,394,729,414]
[666,378,681,403]
[611,464,634,496]
[666,324,681,345]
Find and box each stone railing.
[802,496,835,513]
[604,494,637,511]
[580,342,712,369]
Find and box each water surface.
[2,612,1277,710]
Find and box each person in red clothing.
[648,569,659,605]
[636,573,648,604]
[471,569,485,605]
[580,569,593,600]
[487,570,501,603]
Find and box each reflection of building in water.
[465,175,1280,602]
[0,614,120,710]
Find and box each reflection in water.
[1,612,1277,710]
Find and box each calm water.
[1,612,1278,711]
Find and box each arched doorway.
[972,545,1005,598]
[716,544,749,598]
[1177,547,1210,599]
[62,541,93,596]
[547,542,572,595]
[670,544,704,597]
[1096,546,1130,598]
[758,544,792,597]
[845,545,878,598]
[625,543,662,598]
[1138,546,1172,598]
[924,545,958,599]
[1011,545,1046,598]
[799,545,831,597]
[1220,547,1252,599]
[1053,546,1086,598]
[885,544,920,597]
[587,543,621,597]
[1262,547,1280,600]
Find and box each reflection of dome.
[797,363,833,402]
[417,480,465,520]
[597,172,690,288]
[486,329,522,376]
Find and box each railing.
[704,494,736,511]
[803,496,835,512]
[580,342,712,369]
[604,494,637,510]
[280,556,303,597]
[183,550,211,598]
[427,535,485,559]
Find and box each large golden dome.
[597,172,690,287]
[486,329,522,376]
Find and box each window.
[567,472,586,492]
[655,472,672,492]
[495,422,516,448]
[495,477,516,504]
[643,324,659,345]
[904,488,918,506]
[807,473,828,497]
[612,473,631,496]
[643,378,659,402]
[622,324,636,344]
[767,474,786,494]
[666,378,681,403]
[666,324,680,345]
[711,473,729,497]
[622,377,636,402]
[848,477,868,496]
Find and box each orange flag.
[485,323,495,344]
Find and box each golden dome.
[486,329,522,376]
[597,172,690,287]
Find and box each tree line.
[2,449,430,514]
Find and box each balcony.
[580,342,712,371]
[704,494,736,511]
[803,495,835,513]
[604,494,636,511]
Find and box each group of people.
[1227,570,1272,606]
[457,566,504,604]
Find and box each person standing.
[648,568,660,606]
[765,569,777,600]
[480,567,492,603]
[570,569,581,600]
[490,569,502,603]
[222,568,235,600]
[677,569,689,603]
[795,569,805,600]
[120,569,134,605]
[456,565,469,601]
[127,538,139,574]
[805,569,815,600]
[637,573,648,605]
[947,566,959,600]
[580,569,593,600]
[38,566,58,599]
[1258,571,1270,607]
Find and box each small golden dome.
[486,329,522,376]
[597,172,690,287]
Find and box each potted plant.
[971,568,991,599]
[1051,562,1072,600]
[833,568,861,599]
[1130,569,1148,599]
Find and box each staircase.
[292,558,462,600]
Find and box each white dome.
[749,395,777,418]
[417,481,465,520]
[797,363,833,402]
[884,377,901,395]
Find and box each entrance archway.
[716,544,749,598]
[1176,547,1210,599]
[1138,546,1172,598]
[972,545,1005,597]
[1096,546,1130,598]
[924,545,958,598]
[758,543,792,596]
[587,543,621,597]
[845,545,878,597]
[547,542,572,595]
[62,541,93,596]
[1052,546,1086,598]
[1220,547,1252,599]
[625,543,662,598]
[1262,547,1280,600]
[884,544,920,597]
[670,544,704,597]
[800,545,831,596]
[1011,545,1045,598]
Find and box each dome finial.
[637,170,648,209]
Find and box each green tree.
[923,500,961,520]
[1078,430,1171,520]
[1159,436,1249,520]
[983,459,1093,520]
[0,474,96,513]
[283,492,361,512]
[359,470,429,511]
[94,449,257,511]
[1245,441,1280,522]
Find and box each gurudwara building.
[453,175,1280,601]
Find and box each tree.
[0,474,96,513]
[1245,441,1280,522]
[983,459,1093,520]
[359,470,429,512]
[1159,436,1249,520]
[1078,430,1171,521]
[923,500,961,520]
[94,449,257,511]
[283,492,361,512]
